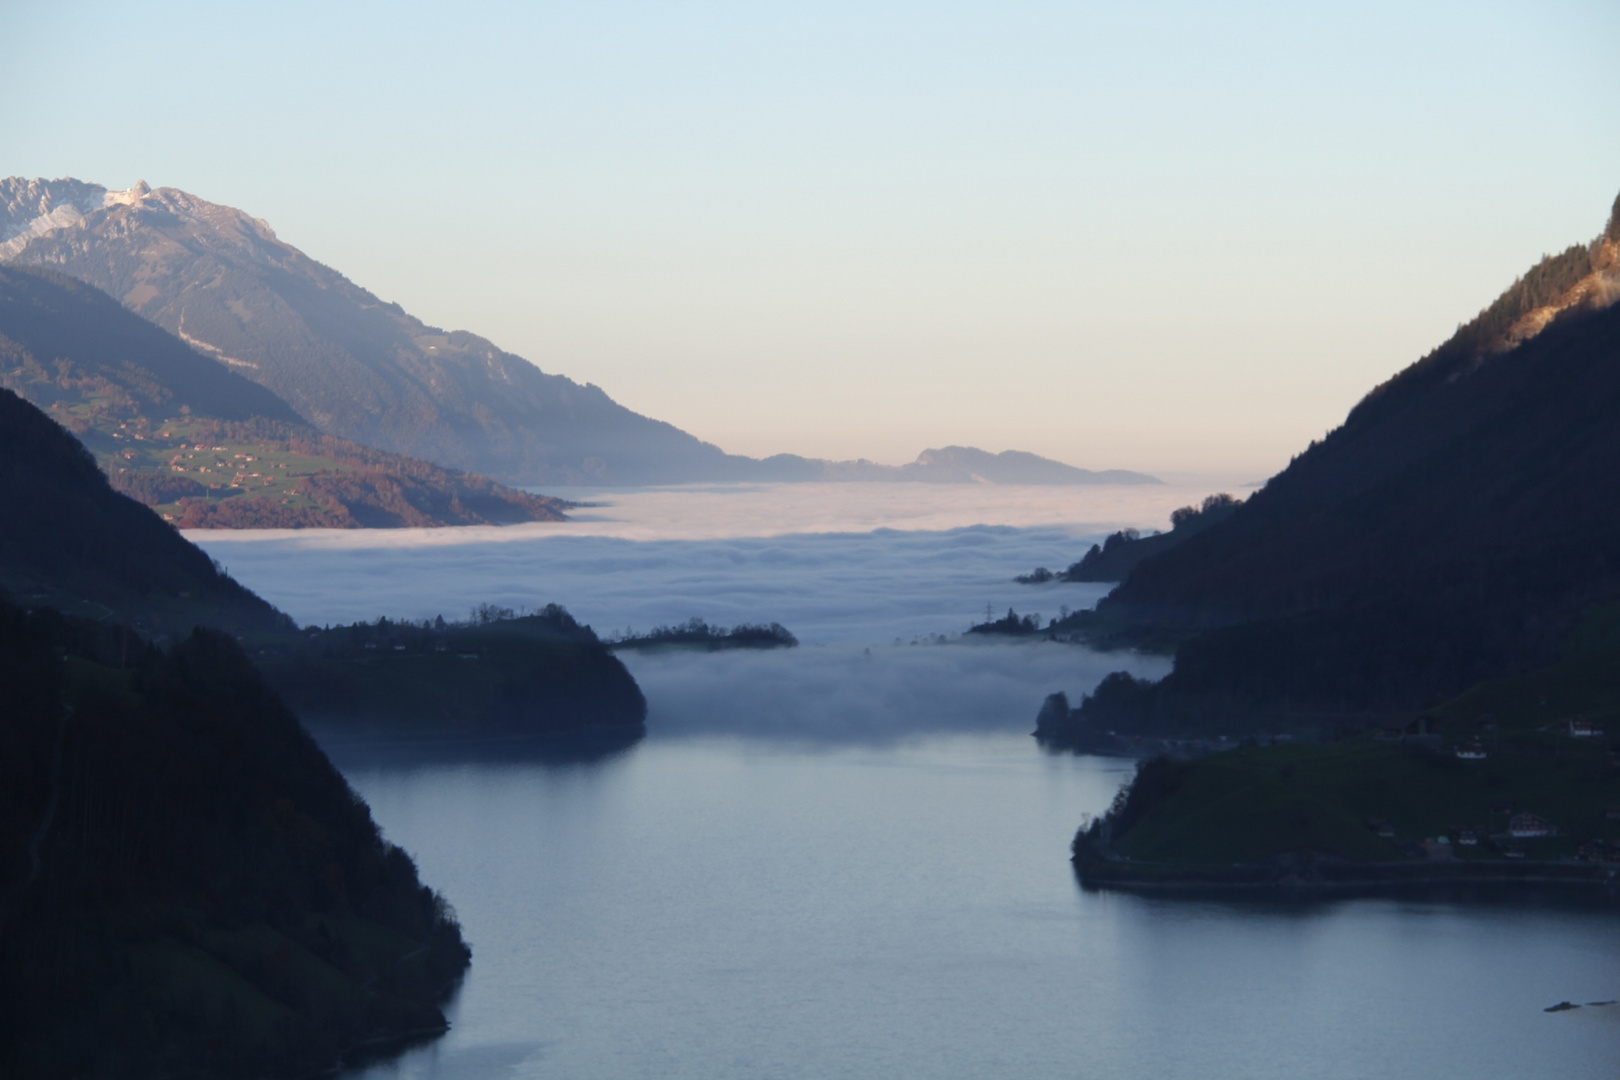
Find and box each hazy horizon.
[4,1,1619,477]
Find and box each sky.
[4,1,1619,476]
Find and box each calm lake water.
[335,732,1620,1080]
[192,484,1620,1079]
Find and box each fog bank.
[622,641,1166,744]
[191,482,1180,742]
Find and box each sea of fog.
[193,481,1620,1078]
[191,481,1215,740]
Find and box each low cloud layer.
[196,478,1231,544]
[197,522,1109,644]
[622,641,1167,743]
[192,483,1183,742]
[192,481,1230,641]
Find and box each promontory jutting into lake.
[3,19,1620,1074]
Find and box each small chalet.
[1455,739,1487,760]
[1509,812,1553,839]
[1569,717,1605,738]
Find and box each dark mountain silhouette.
[0,178,1158,488]
[1053,188,1620,737]
[0,265,567,527]
[0,598,470,1078]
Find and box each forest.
[0,596,470,1077]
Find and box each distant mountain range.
[0,177,1156,489]
[0,265,568,527]
[751,444,1159,485]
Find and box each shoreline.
[1073,851,1620,892]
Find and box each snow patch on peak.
[0,176,128,258]
[103,180,152,207]
[0,176,108,249]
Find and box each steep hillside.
[0,595,470,1078]
[0,266,567,527]
[0,178,752,485]
[1059,189,1620,733]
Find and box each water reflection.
[316,728,645,771]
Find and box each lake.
[192,483,1620,1079]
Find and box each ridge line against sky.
[3,1,1619,475]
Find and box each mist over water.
[192,480,1221,637]
[192,483,1189,742]
[622,640,1163,743]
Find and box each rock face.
[0,177,745,485]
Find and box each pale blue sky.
[4,1,1618,474]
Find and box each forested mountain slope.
[1067,190,1620,730]
[0,602,471,1077]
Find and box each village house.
[1569,717,1605,738]
[1455,739,1487,760]
[1509,812,1553,839]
